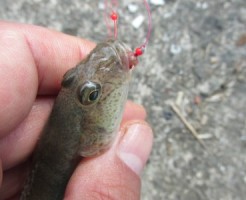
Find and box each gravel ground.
[1,0,246,199]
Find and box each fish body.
[20,40,137,200]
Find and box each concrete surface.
[1,0,246,199]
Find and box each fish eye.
[89,90,99,101]
[77,81,102,105]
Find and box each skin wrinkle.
[23,34,44,94]
[15,37,37,103]
[27,35,59,94]
[120,120,149,134]
[0,89,13,121]
[77,40,90,65]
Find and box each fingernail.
[117,123,153,176]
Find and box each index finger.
[0,21,96,95]
[0,21,95,137]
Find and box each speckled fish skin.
[20,40,136,200]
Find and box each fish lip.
[106,40,133,71]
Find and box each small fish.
[20,39,138,200]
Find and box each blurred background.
[1,0,246,199]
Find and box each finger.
[65,121,153,200]
[0,21,95,94]
[122,101,146,125]
[0,98,53,170]
[0,163,28,200]
[0,101,145,171]
[0,30,38,138]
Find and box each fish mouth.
[106,40,138,70]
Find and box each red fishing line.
[104,0,119,39]
[133,0,152,58]
[104,0,152,68]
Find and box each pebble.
[236,33,246,46]
[200,115,208,125]
[98,2,105,10]
[194,95,202,105]
[197,82,211,96]
[210,56,219,64]
[131,15,145,29]
[150,0,165,6]
[182,190,201,200]
[197,133,213,139]
[176,91,184,106]
[162,34,170,42]
[196,2,208,10]
[206,93,224,102]
[240,135,246,141]
[183,152,194,163]
[163,111,173,120]
[196,171,203,178]
[128,3,138,13]
[170,44,182,55]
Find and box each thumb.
[65,121,153,200]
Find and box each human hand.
[0,22,153,200]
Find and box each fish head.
[61,39,138,156]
